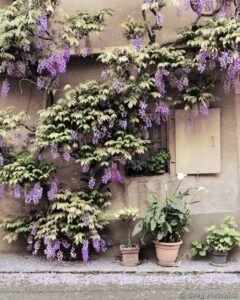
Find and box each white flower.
[177,173,187,181]
[198,186,208,192]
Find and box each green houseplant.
[133,173,204,266]
[115,207,140,266]
[126,149,170,176]
[191,216,240,266]
[146,149,170,174]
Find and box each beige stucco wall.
[0,1,240,260]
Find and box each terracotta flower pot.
[120,244,140,266]
[154,240,183,266]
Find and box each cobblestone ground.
[0,273,240,300]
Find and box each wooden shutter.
[175,108,221,174]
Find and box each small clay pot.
[120,244,140,266]
[154,240,183,266]
[211,252,228,265]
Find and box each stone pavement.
[0,254,240,274]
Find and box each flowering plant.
[115,207,139,246]
[133,174,205,243]
[0,0,240,263]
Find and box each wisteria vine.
[0,0,240,262]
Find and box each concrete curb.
[0,255,240,274]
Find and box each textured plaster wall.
[0,1,239,260]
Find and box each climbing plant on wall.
[0,0,240,261]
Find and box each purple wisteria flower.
[31,222,39,236]
[113,79,123,94]
[57,250,64,261]
[199,105,209,118]
[0,139,4,148]
[1,80,10,99]
[170,75,189,91]
[83,212,90,226]
[145,118,152,128]
[192,0,202,16]
[198,51,210,73]
[119,158,126,165]
[25,183,43,205]
[155,102,170,122]
[82,164,90,174]
[39,12,48,32]
[47,179,58,201]
[234,58,240,72]
[51,144,59,159]
[155,71,166,95]
[0,185,6,198]
[82,240,89,263]
[70,130,78,141]
[38,51,67,77]
[133,38,141,50]
[139,101,148,119]
[93,238,101,253]
[23,44,30,52]
[44,242,56,260]
[37,76,49,90]
[64,48,70,62]
[88,177,96,189]
[102,168,112,184]
[218,52,233,69]
[120,120,128,130]
[63,152,71,162]
[110,163,122,183]
[202,0,214,11]
[109,119,115,128]
[92,131,101,145]
[14,184,22,199]
[156,12,164,26]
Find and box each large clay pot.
[120,244,140,266]
[154,240,183,266]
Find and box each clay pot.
[120,244,140,266]
[154,240,183,266]
[211,252,228,265]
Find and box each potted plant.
[146,149,170,175]
[191,216,240,266]
[133,173,204,266]
[115,207,140,266]
[125,149,170,176]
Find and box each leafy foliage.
[0,189,111,260]
[0,152,54,187]
[133,191,191,243]
[191,216,240,256]
[126,149,170,176]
